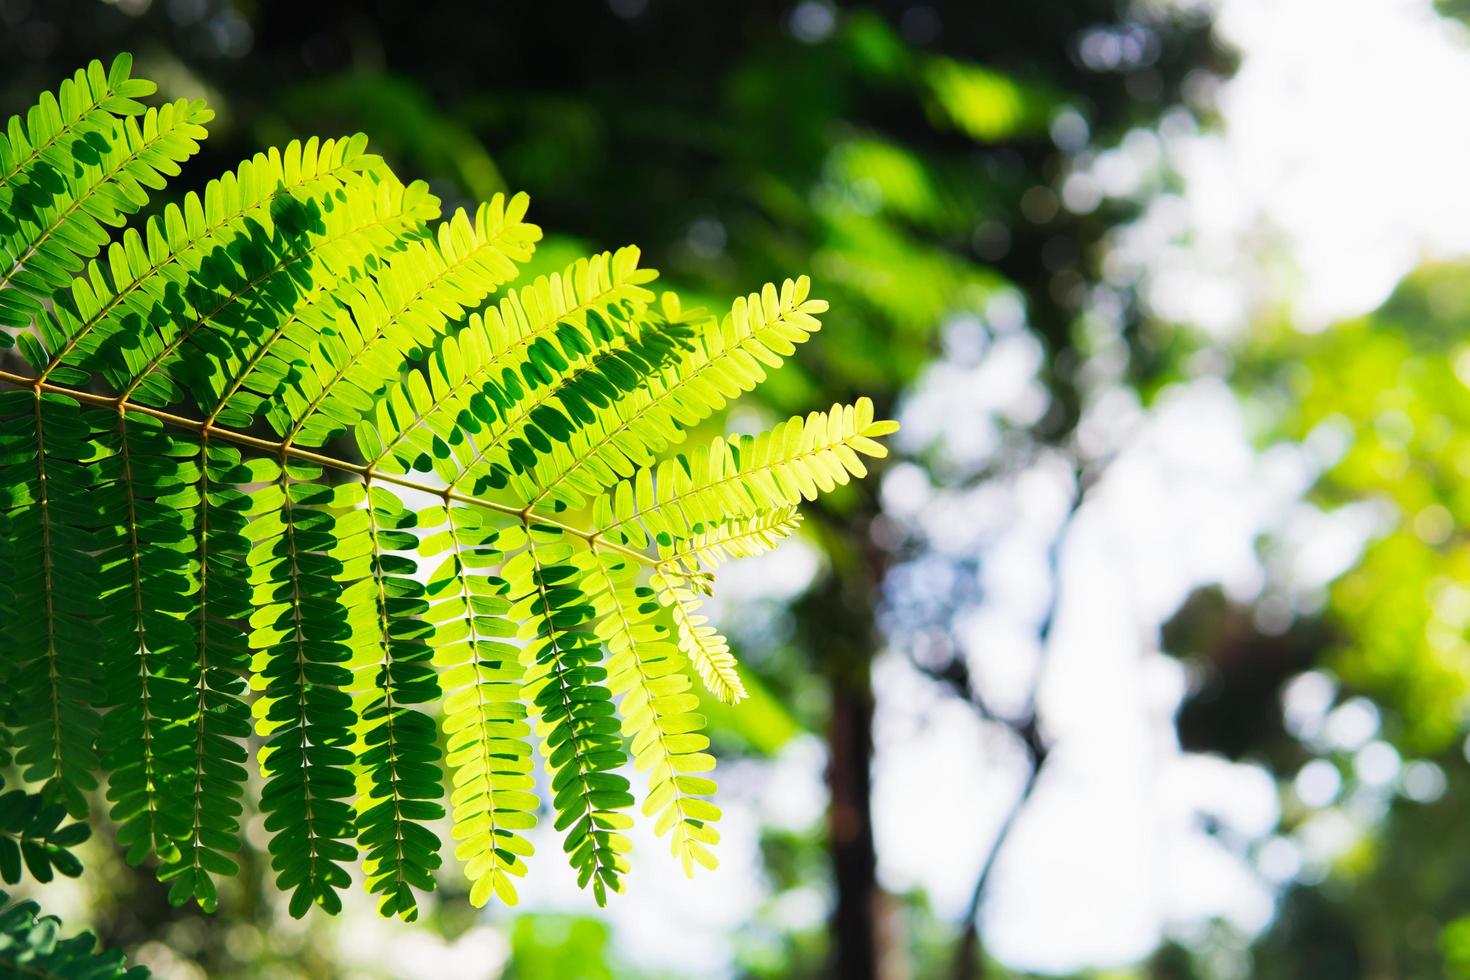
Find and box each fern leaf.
[157,440,254,912]
[276,195,540,448]
[446,301,694,498]
[513,277,827,512]
[126,174,439,415]
[432,249,664,490]
[0,98,212,316]
[0,55,901,918]
[357,247,663,487]
[579,551,721,875]
[32,134,385,379]
[248,462,362,917]
[426,509,539,908]
[657,508,803,576]
[595,397,894,548]
[0,391,106,816]
[0,55,152,187]
[654,574,748,704]
[354,487,445,921]
[505,534,633,906]
[0,57,155,333]
[95,412,199,869]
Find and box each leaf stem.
[0,369,656,567]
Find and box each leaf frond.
[657,508,804,575]
[513,277,828,513]
[0,55,897,916]
[579,551,721,874]
[594,397,891,549]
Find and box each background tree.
[1146,261,1470,979]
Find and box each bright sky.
[1134,0,1470,334]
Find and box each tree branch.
[938,456,1096,980]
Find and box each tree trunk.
[800,505,893,980]
[829,666,881,980]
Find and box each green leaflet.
[0,772,89,886]
[506,534,634,906]
[507,278,828,513]
[657,508,804,576]
[579,551,721,874]
[354,488,445,920]
[357,245,661,483]
[0,53,156,338]
[426,509,538,908]
[0,54,896,918]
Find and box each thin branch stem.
[0,367,656,567]
[944,457,1095,980]
[949,717,1047,980]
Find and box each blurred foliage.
[1246,750,1470,978]
[1169,263,1470,977]
[1255,265,1470,753]
[274,72,507,202]
[505,914,620,980]
[0,889,149,979]
[0,742,148,978]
